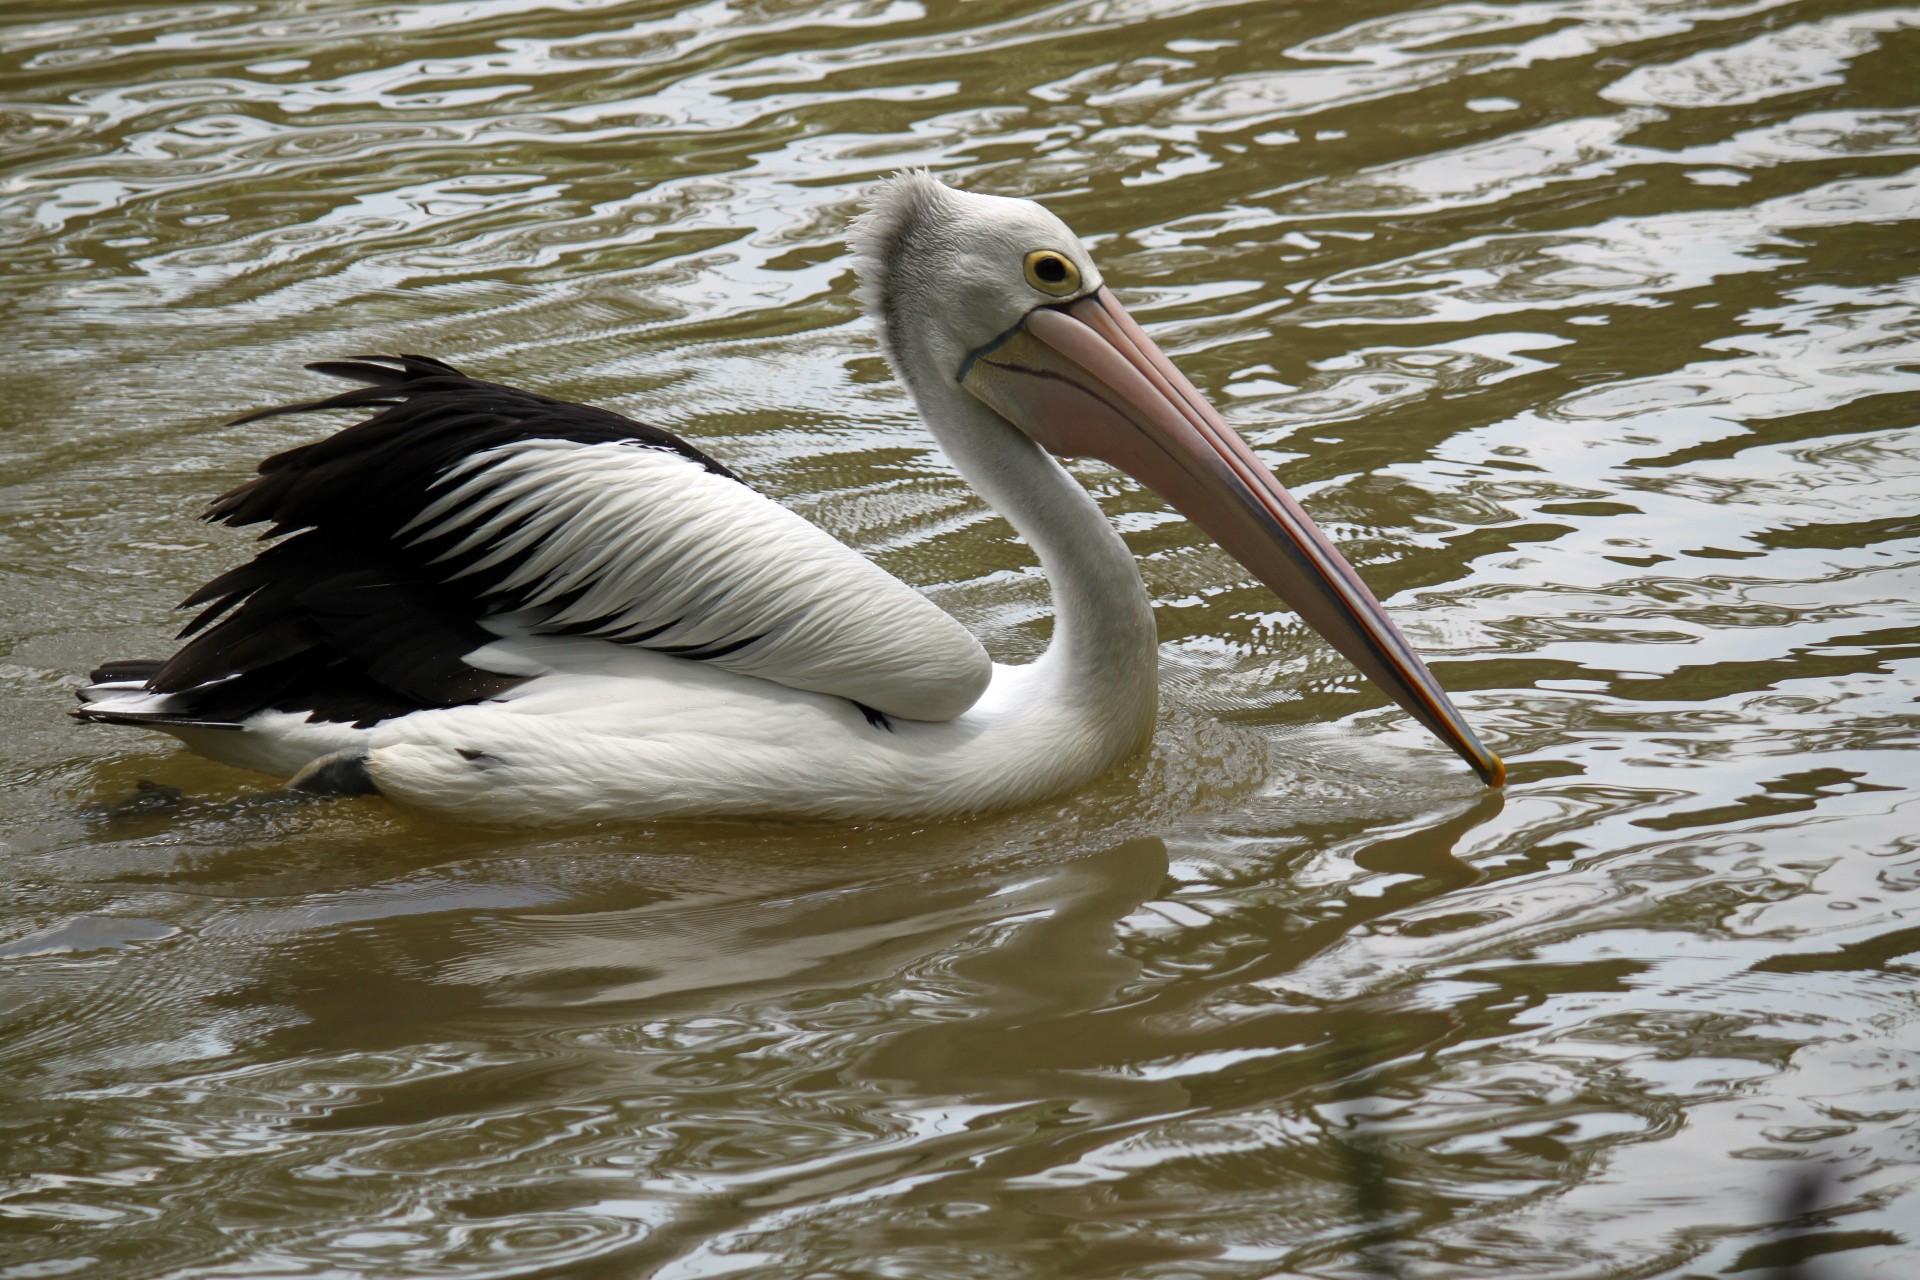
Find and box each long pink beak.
[961,285,1502,787]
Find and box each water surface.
[3,0,1918,1275]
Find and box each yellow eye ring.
[1023,249,1081,296]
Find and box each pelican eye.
[1023,249,1080,296]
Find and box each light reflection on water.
[3,0,1918,1275]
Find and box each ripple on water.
[4,0,1920,1276]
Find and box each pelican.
[76,172,1501,824]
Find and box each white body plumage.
[162,635,1152,824]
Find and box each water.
[3,0,1918,1275]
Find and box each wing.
[128,355,990,728]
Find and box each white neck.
[915,381,1159,754]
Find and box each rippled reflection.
[3,0,1918,1275]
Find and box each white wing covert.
[410,437,990,720]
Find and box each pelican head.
[851,171,1503,787]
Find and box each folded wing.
[120,356,990,729]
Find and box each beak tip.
[1480,753,1506,788]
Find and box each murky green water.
[4,0,1919,1275]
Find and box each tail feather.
[74,662,244,731]
[73,708,244,731]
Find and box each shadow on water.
[1720,1166,1905,1280]
[521,796,1511,1278]
[1326,1125,1877,1280]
